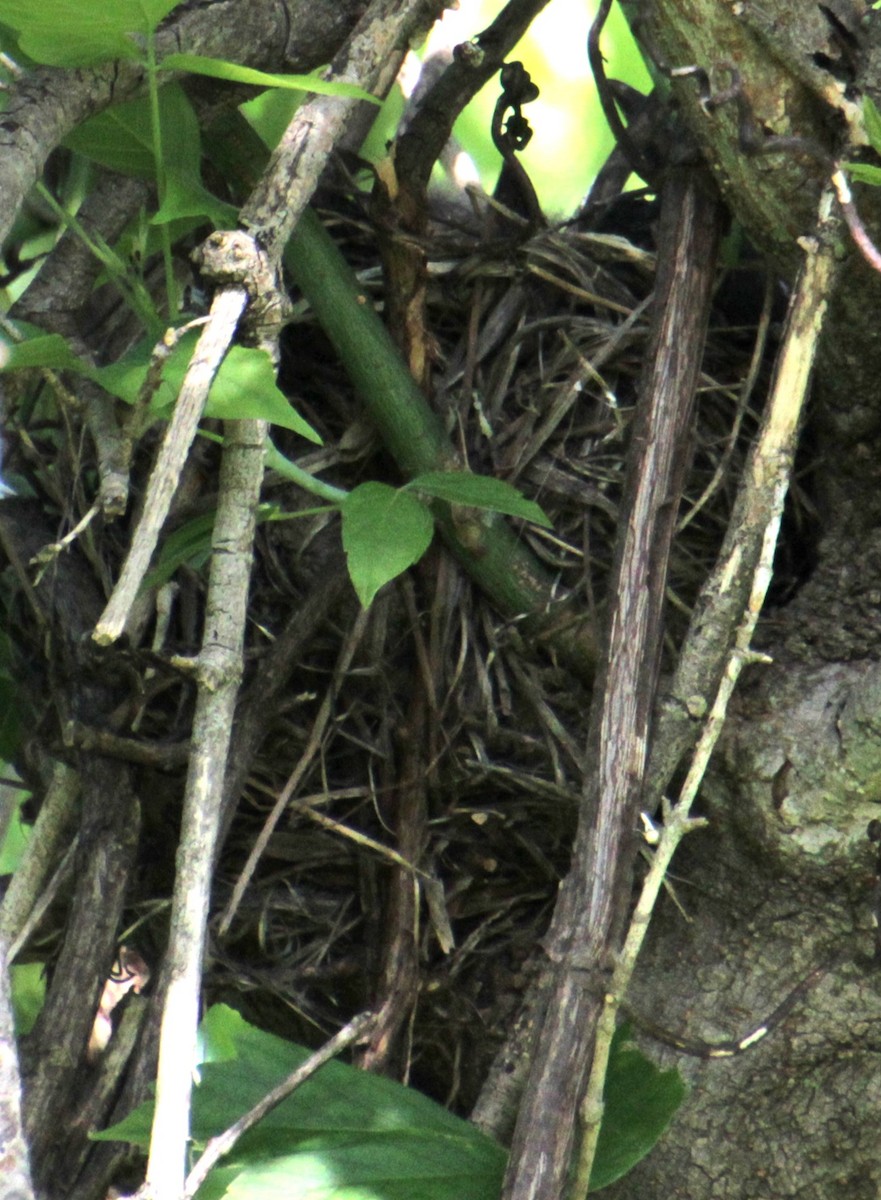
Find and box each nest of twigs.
[1,162,800,1119]
[153,183,786,1106]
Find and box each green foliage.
[341,483,435,608]
[94,1005,684,1198]
[0,0,177,66]
[406,472,552,528]
[65,84,237,229]
[589,1026,686,1191]
[2,325,322,441]
[844,96,881,185]
[862,95,881,157]
[0,784,29,873]
[159,55,379,105]
[10,962,46,1035]
[341,473,551,607]
[145,502,298,590]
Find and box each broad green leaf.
[97,1005,507,1200]
[341,483,433,607]
[11,962,45,1035]
[862,96,881,158]
[96,336,322,440]
[588,1025,686,1192]
[65,89,179,180]
[2,325,321,443]
[144,512,216,589]
[96,1005,683,1198]
[219,1133,502,1200]
[64,85,237,227]
[160,54,380,105]
[0,784,29,874]
[0,0,177,66]
[1,331,85,372]
[203,346,320,441]
[153,170,237,228]
[241,89,303,152]
[407,471,552,528]
[842,162,881,187]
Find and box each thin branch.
[141,3,445,1193]
[92,287,248,645]
[503,163,725,1200]
[240,0,443,259]
[143,417,268,1200]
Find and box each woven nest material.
[2,175,791,1111]
[189,187,785,1104]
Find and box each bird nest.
[3,172,791,1113]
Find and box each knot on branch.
[193,230,293,352]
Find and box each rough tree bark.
[594,2,881,1197]
[5,1,881,1198]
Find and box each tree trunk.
[575,3,881,1195]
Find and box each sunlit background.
[375,0,653,217]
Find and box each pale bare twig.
[141,0,440,1191]
[92,287,248,645]
[142,417,268,1200]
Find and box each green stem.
[34,183,161,336]
[264,437,348,504]
[204,113,596,676]
[285,212,597,678]
[145,35,177,319]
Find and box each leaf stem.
[145,33,177,319]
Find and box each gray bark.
[594,4,881,1193]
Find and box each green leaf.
[0,0,177,66]
[203,346,321,441]
[153,170,237,228]
[588,1026,686,1192]
[240,89,304,152]
[407,471,552,528]
[863,96,881,158]
[65,89,179,180]
[2,325,321,443]
[95,1004,507,1200]
[842,161,881,187]
[96,1006,683,1198]
[341,483,433,607]
[160,54,381,105]
[144,512,216,590]
[64,85,237,227]
[10,962,46,1035]
[0,785,30,874]
[219,1134,502,1200]
[1,329,86,372]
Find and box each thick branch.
[502,165,725,1200]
